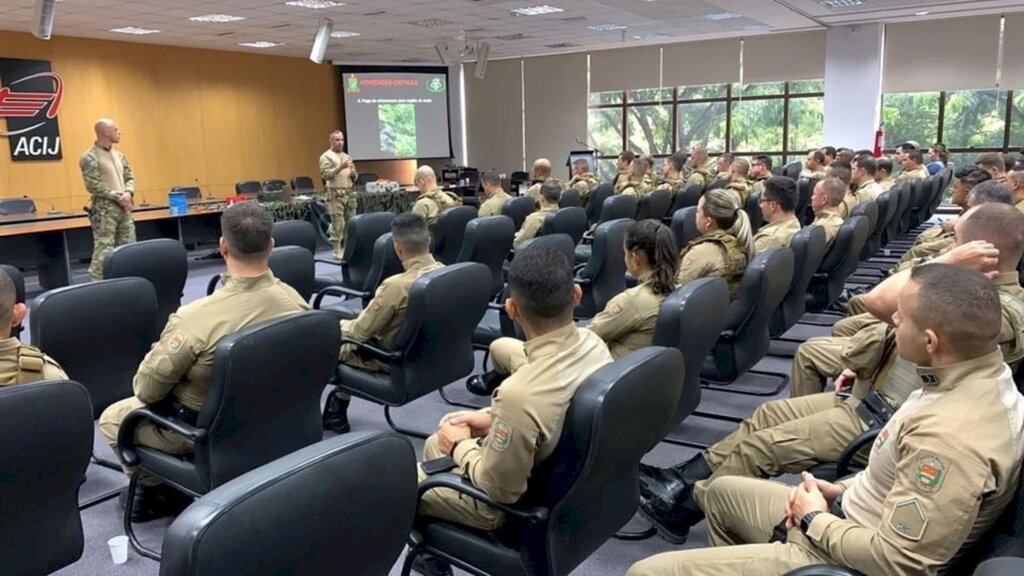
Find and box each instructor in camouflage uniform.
[319,130,358,260]
[79,118,136,281]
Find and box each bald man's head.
[532,158,552,179]
[414,165,437,190]
[94,118,121,145]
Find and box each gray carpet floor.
[19,250,830,576]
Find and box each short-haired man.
[525,158,564,203]
[642,154,657,188]
[477,171,511,218]
[896,148,928,183]
[927,143,948,175]
[1008,168,1024,213]
[752,176,800,254]
[825,161,852,191]
[513,180,560,248]
[323,213,445,433]
[99,202,309,521]
[841,155,882,218]
[411,166,461,232]
[724,158,753,204]
[876,157,896,192]
[630,264,1024,576]
[0,268,67,386]
[810,177,846,245]
[977,152,1008,183]
[715,153,735,177]
[749,154,773,196]
[613,150,637,192]
[319,130,359,260]
[620,158,654,201]
[800,150,827,180]
[686,147,713,189]
[835,147,854,164]
[80,118,136,281]
[567,158,599,200]
[820,146,837,165]
[656,153,686,197]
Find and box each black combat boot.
[120,482,192,523]
[638,453,712,515]
[322,392,351,434]
[638,494,705,544]
[465,370,508,396]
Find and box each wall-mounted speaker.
[309,18,334,64]
[32,0,56,40]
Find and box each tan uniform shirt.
[685,168,711,190]
[677,229,748,298]
[478,189,511,218]
[133,271,309,411]
[80,143,135,205]
[612,172,630,193]
[655,174,685,198]
[1015,198,1024,215]
[812,208,845,246]
[752,216,801,255]
[897,225,954,267]
[0,338,67,387]
[513,205,556,248]
[526,178,565,204]
[567,173,599,199]
[585,274,665,360]
[808,350,1024,576]
[412,188,461,231]
[619,179,652,202]
[800,168,828,180]
[895,165,929,183]
[725,179,752,204]
[840,180,882,218]
[319,149,356,190]
[878,177,896,192]
[451,324,613,504]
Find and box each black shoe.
[120,483,191,523]
[322,393,351,434]
[639,454,712,514]
[465,370,507,396]
[411,553,453,576]
[638,495,704,545]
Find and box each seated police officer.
[0,268,67,387]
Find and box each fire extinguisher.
[873,124,885,158]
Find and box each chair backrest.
[541,206,587,245]
[272,219,318,254]
[708,247,794,380]
[195,311,340,490]
[770,226,827,337]
[262,179,287,192]
[0,196,36,215]
[744,191,764,233]
[291,176,315,191]
[103,239,188,335]
[850,201,878,258]
[518,233,576,269]
[598,194,637,226]
[31,278,158,418]
[1,264,26,338]
[456,215,516,298]
[234,181,261,195]
[783,161,803,180]
[510,171,530,191]
[899,179,922,233]
[160,432,416,576]
[811,215,870,311]
[797,178,818,226]
[502,195,536,231]
[341,212,395,290]
[669,184,703,215]
[931,167,953,215]
[268,246,316,302]
[360,232,403,297]
[884,184,911,245]
[521,347,684,575]
[0,380,92,575]
[670,206,700,250]
[170,186,202,200]
[862,195,893,260]
[559,188,582,208]
[431,205,478,265]
[576,218,630,317]
[584,183,614,226]
[653,279,730,431]
[355,173,379,186]
[387,263,491,403]
[637,188,673,221]
[909,176,938,228]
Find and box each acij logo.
[427,77,445,93]
[0,58,64,161]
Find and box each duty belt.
[155,398,200,427]
[855,390,896,428]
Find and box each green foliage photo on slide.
[379,103,418,157]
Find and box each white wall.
[824,24,884,150]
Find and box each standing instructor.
[319,130,358,260]
[79,118,136,281]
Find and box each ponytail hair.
[703,188,754,259]
[625,219,679,296]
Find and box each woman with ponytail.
[677,188,751,298]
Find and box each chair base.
[438,385,490,411]
[93,451,123,472]
[79,484,123,511]
[701,370,789,397]
[401,540,492,576]
[123,474,162,561]
[385,405,431,439]
[613,512,657,541]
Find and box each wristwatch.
[800,511,824,534]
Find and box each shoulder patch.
[889,498,928,541]
[914,452,948,495]
[167,331,188,354]
[608,300,624,315]
[491,420,513,452]
[874,427,890,451]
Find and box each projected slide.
[340,66,452,160]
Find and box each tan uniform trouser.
[627,477,834,576]
[489,337,528,375]
[695,392,868,503]
[416,434,503,531]
[98,397,195,484]
[830,295,875,338]
[327,187,357,256]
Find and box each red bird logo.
[0,71,63,136]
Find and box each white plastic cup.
[108,535,129,565]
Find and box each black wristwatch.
[800,511,824,534]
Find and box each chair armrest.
[314,257,344,268]
[812,272,830,281]
[313,285,367,309]
[783,565,865,576]
[340,337,403,362]
[719,329,736,342]
[418,473,549,523]
[836,427,880,478]
[205,274,221,296]
[487,301,506,311]
[116,406,207,467]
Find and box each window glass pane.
[628,88,672,103]
[732,81,785,97]
[946,152,979,172]
[943,90,1007,149]
[678,101,727,153]
[588,108,623,154]
[596,158,618,181]
[731,99,784,152]
[627,104,673,155]
[790,79,824,94]
[881,92,939,148]
[788,97,824,153]
[588,91,623,105]
[1011,92,1024,150]
[678,84,727,100]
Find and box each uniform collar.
[636,271,654,285]
[856,180,875,192]
[221,270,277,291]
[993,271,1020,287]
[815,207,841,219]
[94,141,112,152]
[524,323,580,361]
[402,253,437,272]
[0,337,20,353]
[422,187,442,197]
[915,349,1006,393]
[1014,197,1024,211]
[540,204,557,212]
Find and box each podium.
[566,150,598,179]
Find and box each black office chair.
[262,179,287,192]
[783,567,863,576]
[783,161,803,180]
[575,195,637,264]
[509,171,530,192]
[897,179,923,236]
[0,379,92,576]
[314,232,402,319]
[584,183,614,227]
[103,239,188,335]
[770,226,827,339]
[170,186,202,200]
[118,311,340,559]
[269,246,316,302]
[797,178,818,226]
[159,432,416,576]
[974,559,1024,576]
[881,184,910,247]
[431,206,478,265]
[272,219,318,254]
[670,206,700,251]
[0,196,36,215]
[503,195,536,231]
[707,176,729,190]
[0,264,26,339]
[314,212,394,291]
[701,247,795,399]
[744,191,764,233]
[575,218,630,319]
[541,206,587,246]
[334,263,491,437]
[559,188,582,208]
[806,215,870,314]
[405,347,685,576]
[291,176,315,191]
[861,193,895,260]
[355,173,379,186]
[850,201,878,253]
[234,181,260,195]
[456,216,516,299]
[666,184,703,222]
[636,188,672,222]
[908,175,938,229]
